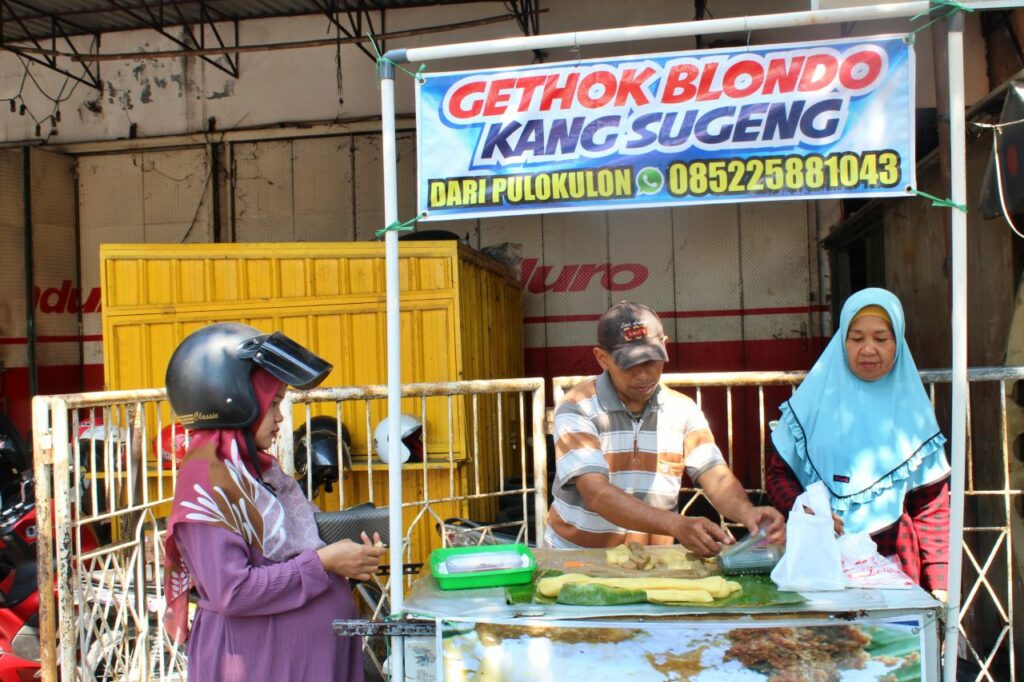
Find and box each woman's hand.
[931,589,948,603]
[316,532,386,581]
[801,505,845,537]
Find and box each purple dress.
[175,522,364,682]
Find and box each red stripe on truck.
[526,337,827,378]
[0,334,104,345]
[525,305,829,324]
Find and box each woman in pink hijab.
[163,323,384,681]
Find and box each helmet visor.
[238,332,332,389]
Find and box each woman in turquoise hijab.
[768,288,951,600]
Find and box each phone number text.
[666,151,902,198]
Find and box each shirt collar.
[595,371,662,416]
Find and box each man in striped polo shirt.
[544,301,785,555]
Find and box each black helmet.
[294,415,351,495]
[74,417,124,472]
[165,322,332,430]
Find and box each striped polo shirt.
[544,372,726,548]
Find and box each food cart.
[364,2,1009,680]
[398,576,941,681]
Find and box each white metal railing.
[33,388,183,682]
[280,378,549,574]
[554,367,1022,681]
[31,377,547,682]
[31,368,1021,680]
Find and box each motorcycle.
[0,413,41,681]
[0,413,100,682]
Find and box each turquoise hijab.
[771,288,950,535]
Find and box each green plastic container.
[430,544,536,590]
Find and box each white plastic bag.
[770,481,846,591]
[838,532,915,589]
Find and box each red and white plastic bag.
[838,532,915,589]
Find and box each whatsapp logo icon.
[636,167,664,195]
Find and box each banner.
[416,35,915,221]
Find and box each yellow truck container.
[100,241,524,564]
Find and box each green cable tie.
[911,0,972,21]
[907,15,944,40]
[913,188,967,213]
[907,0,973,41]
[375,216,419,238]
[367,32,427,83]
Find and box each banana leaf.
[864,625,923,682]
[710,575,805,608]
[506,572,804,608]
[505,582,538,605]
[556,582,647,606]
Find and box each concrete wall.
[0,0,990,144]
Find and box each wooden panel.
[456,245,525,522]
[0,150,26,395]
[30,149,80,371]
[101,241,523,546]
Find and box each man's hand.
[742,506,786,545]
[696,465,788,546]
[672,515,730,557]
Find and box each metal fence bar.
[35,378,551,681]
[280,379,551,634]
[553,367,1024,396]
[532,385,548,546]
[33,369,1022,680]
[553,366,1021,677]
[1001,380,1016,681]
[757,385,767,491]
[51,397,76,682]
[32,396,58,679]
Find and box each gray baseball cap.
[597,302,669,369]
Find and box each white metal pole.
[374,3,1024,678]
[944,13,968,682]
[50,398,75,681]
[32,398,58,680]
[379,59,406,681]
